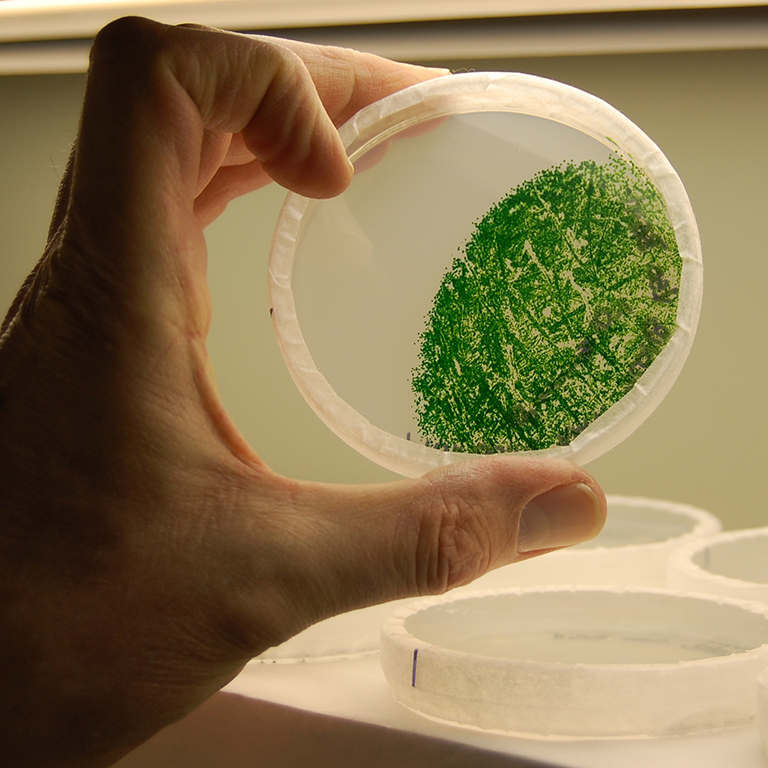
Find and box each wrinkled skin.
[0,18,605,768]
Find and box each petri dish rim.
[269,71,703,477]
[569,495,720,551]
[391,587,768,671]
[670,527,768,589]
[380,586,768,738]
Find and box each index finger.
[252,35,449,127]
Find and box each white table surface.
[223,653,768,768]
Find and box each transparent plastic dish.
[668,527,768,603]
[269,71,703,477]
[380,587,768,738]
[463,495,721,591]
[755,666,768,760]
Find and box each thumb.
[265,455,605,634]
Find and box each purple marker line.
[412,648,419,687]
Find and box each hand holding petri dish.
[267,73,723,740]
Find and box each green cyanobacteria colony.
[412,153,682,454]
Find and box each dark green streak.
[411,154,682,453]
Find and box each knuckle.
[416,479,494,596]
[91,16,163,61]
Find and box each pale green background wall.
[2,47,767,529]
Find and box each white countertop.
[113,649,768,767]
[221,653,768,768]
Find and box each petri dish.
[668,527,768,603]
[269,71,703,477]
[380,587,768,738]
[756,665,768,759]
[462,495,721,591]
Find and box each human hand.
[0,17,606,768]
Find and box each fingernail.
[517,484,603,554]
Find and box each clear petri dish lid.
[269,71,703,477]
[756,665,768,759]
[463,495,722,592]
[380,587,768,738]
[668,527,768,603]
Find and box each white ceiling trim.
[302,12,768,61]
[1,0,766,43]
[2,10,768,76]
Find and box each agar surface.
[411,154,682,453]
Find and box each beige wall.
[2,47,767,529]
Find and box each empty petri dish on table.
[668,527,768,603]
[380,587,768,738]
[756,665,768,759]
[461,494,721,591]
[270,71,703,477]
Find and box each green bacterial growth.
[411,153,682,454]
